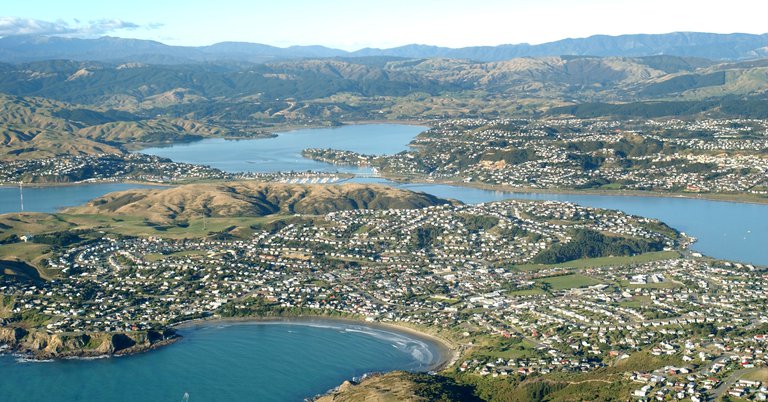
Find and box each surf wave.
[278,321,438,366]
[15,356,54,363]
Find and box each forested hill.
[1,55,767,123]
[2,53,768,160]
[1,32,767,63]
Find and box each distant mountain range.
[1,32,767,63]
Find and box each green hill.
[0,93,258,160]
[65,182,453,223]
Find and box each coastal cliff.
[314,371,481,402]
[0,326,177,359]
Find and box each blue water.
[141,124,424,173]
[0,321,442,402]
[2,125,767,264]
[0,183,162,214]
[395,183,768,266]
[2,124,768,400]
[139,122,768,265]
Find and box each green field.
[741,368,768,382]
[143,250,209,262]
[619,279,682,289]
[512,250,681,272]
[1,212,294,241]
[606,350,684,373]
[618,296,652,308]
[0,243,54,278]
[58,214,280,239]
[471,337,541,360]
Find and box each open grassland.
[1,211,300,241]
[742,368,768,382]
[0,243,53,276]
[512,250,681,271]
[607,350,684,373]
[143,250,209,262]
[469,337,541,361]
[57,213,281,239]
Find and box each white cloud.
[0,17,158,37]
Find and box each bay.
[0,321,444,402]
[140,124,424,173]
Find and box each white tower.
[19,181,24,212]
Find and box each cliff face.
[315,372,424,402]
[0,327,177,359]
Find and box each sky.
[1,0,766,50]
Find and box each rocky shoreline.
[0,326,178,360]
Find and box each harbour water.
[0,321,444,402]
[141,124,424,174]
[4,124,765,265]
[2,123,767,401]
[396,183,768,266]
[0,183,162,214]
[140,123,768,264]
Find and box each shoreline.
[387,176,768,206]
[342,119,432,128]
[0,180,173,189]
[171,315,458,372]
[1,314,459,396]
[2,117,764,206]
[125,119,431,152]
[2,175,766,206]
[0,329,180,361]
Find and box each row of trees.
[533,229,663,264]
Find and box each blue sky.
[1,0,766,50]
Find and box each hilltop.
[1,32,767,63]
[315,371,480,402]
[65,182,452,223]
[0,93,268,160]
[0,56,766,131]
[1,33,768,162]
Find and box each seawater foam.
[341,326,435,366]
[14,355,54,363]
[63,354,112,361]
[224,321,439,367]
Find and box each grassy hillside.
[65,182,452,223]
[1,56,767,130]
[0,183,451,278]
[0,93,262,160]
[316,371,481,402]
